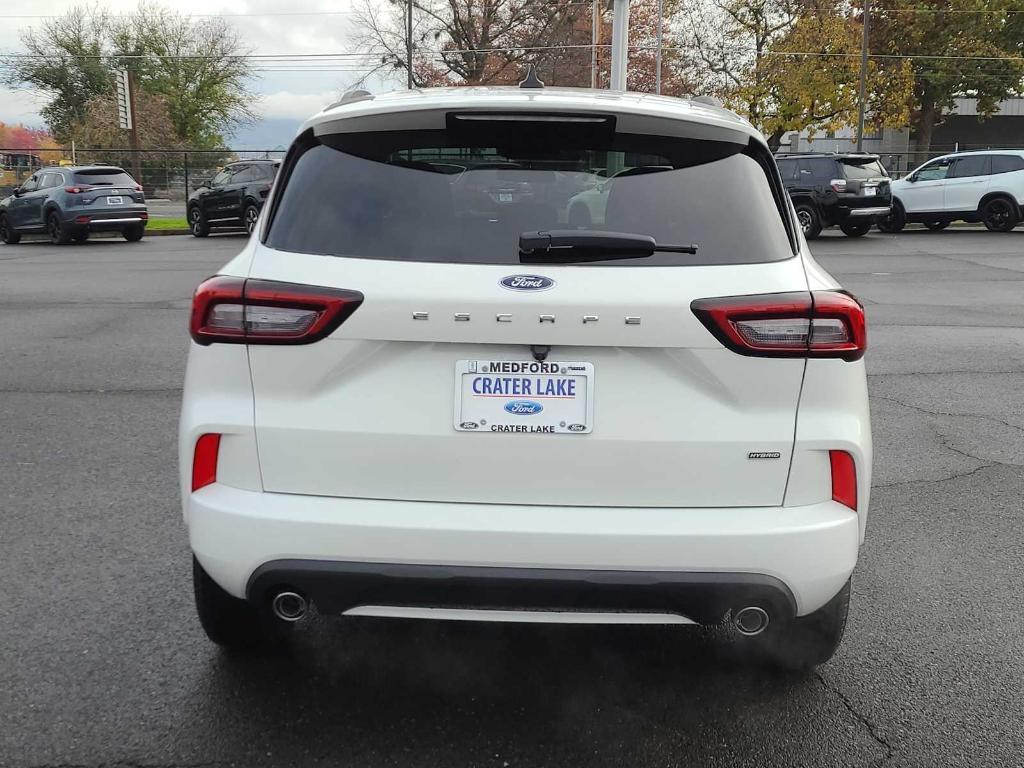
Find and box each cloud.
[256,90,341,120]
[0,88,48,127]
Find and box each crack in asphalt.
[871,393,1024,435]
[872,459,998,489]
[24,763,234,768]
[0,388,180,395]
[869,369,1024,377]
[815,672,894,767]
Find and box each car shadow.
[187,616,821,764]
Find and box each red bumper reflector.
[829,450,857,510]
[75,215,91,224]
[192,433,221,491]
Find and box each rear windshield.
[839,158,888,179]
[266,125,794,266]
[73,169,136,186]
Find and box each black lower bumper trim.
[246,560,796,625]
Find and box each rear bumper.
[843,205,891,218]
[66,209,148,230]
[188,485,860,618]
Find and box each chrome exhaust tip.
[734,606,770,636]
[271,591,307,622]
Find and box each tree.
[74,90,183,157]
[1,5,112,143]
[1,2,255,147]
[866,0,1024,153]
[683,0,911,148]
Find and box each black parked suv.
[0,165,147,245]
[775,153,892,239]
[187,159,280,237]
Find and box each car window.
[799,158,838,180]
[950,156,991,179]
[211,168,233,187]
[73,169,136,186]
[992,155,1024,174]
[776,159,798,181]
[839,158,887,179]
[20,174,39,192]
[914,160,950,182]
[231,167,258,184]
[266,127,794,267]
[39,172,59,189]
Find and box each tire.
[193,556,282,651]
[189,206,209,237]
[924,220,949,231]
[747,580,851,671]
[0,214,20,244]
[123,224,145,242]
[876,202,906,233]
[47,212,72,245]
[243,203,260,235]
[981,197,1018,232]
[839,222,871,238]
[72,230,90,243]
[794,203,823,240]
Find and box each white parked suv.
[879,149,1024,232]
[180,85,872,670]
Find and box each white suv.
[879,150,1024,232]
[180,86,871,670]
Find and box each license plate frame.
[454,360,594,434]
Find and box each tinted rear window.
[266,126,794,266]
[839,158,887,179]
[73,169,136,186]
[992,155,1024,174]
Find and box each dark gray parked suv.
[0,165,148,245]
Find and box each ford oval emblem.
[500,275,555,292]
[504,400,544,415]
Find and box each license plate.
[454,360,593,434]
[498,192,513,202]
[106,196,124,205]
[862,187,876,197]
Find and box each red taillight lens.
[65,185,94,194]
[691,291,866,361]
[75,215,91,224]
[829,450,857,510]
[830,178,847,193]
[189,276,364,345]
[139,212,148,220]
[192,433,221,491]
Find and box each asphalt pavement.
[1,229,1022,768]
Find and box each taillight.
[189,276,364,345]
[830,178,847,193]
[192,433,221,491]
[139,212,148,220]
[829,450,857,510]
[690,291,866,361]
[65,185,94,194]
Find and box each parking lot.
[1,230,1022,767]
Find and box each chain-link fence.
[0,147,286,200]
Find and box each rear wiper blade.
[519,230,698,263]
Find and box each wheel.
[981,197,1018,232]
[794,203,822,240]
[72,230,90,243]
[745,580,851,671]
[876,202,906,233]
[924,220,949,231]
[0,214,20,244]
[193,556,282,651]
[839,222,871,238]
[189,206,209,237]
[243,203,260,235]
[123,224,145,242]
[47,212,72,245]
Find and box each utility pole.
[610,0,629,91]
[591,0,599,88]
[856,0,870,152]
[406,0,414,89]
[655,0,663,94]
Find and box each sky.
[0,0,404,148]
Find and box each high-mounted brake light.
[829,450,857,510]
[192,433,221,491]
[190,276,364,345]
[690,291,866,361]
